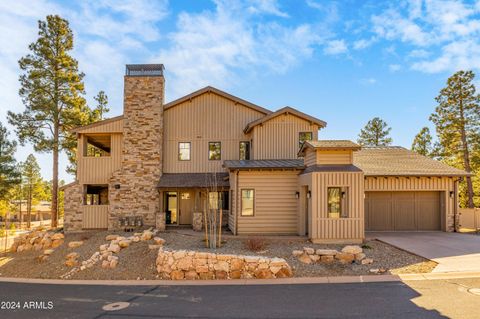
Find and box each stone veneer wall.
[109,75,164,230]
[63,183,84,232]
[156,249,293,280]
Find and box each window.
[241,189,254,216]
[84,135,111,157]
[327,187,348,218]
[208,191,229,210]
[299,132,313,149]
[209,142,221,160]
[84,185,109,205]
[239,141,250,160]
[178,142,191,161]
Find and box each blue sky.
[1,0,480,182]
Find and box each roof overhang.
[298,140,361,156]
[157,173,230,188]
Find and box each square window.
[209,142,221,160]
[84,185,109,205]
[178,142,191,161]
[239,141,250,160]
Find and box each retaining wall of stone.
[156,249,293,280]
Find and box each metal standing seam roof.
[305,140,361,150]
[157,173,230,188]
[301,164,363,174]
[353,147,469,176]
[223,159,305,170]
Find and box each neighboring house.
[62,64,467,243]
[2,200,52,223]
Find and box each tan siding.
[303,172,364,242]
[77,133,123,184]
[163,92,265,173]
[75,118,123,134]
[304,149,316,166]
[364,176,455,231]
[236,171,299,235]
[251,114,319,160]
[316,150,353,165]
[82,205,108,229]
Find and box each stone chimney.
[109,64,165,230]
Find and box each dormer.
[298,140,361,166]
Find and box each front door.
[179,191,194,225]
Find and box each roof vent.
[125,64,164,77]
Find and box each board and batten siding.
[364,176,457,231]
[75,117,124,134]
[303,149,354,166]
[163,92,266,173]
[235,171,300,235]
[82,205,108,229]
[251,114,319,160]
[300,171,365,243]
[77,133,123,184]
[228,171,238,234]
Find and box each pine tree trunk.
[459,103,475,208]
[27,184,32,229]
[51,127,59,228]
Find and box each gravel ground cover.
[0,229,436,280]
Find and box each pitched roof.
[243,106,327,133]
[163,86,271,115]
[223,159,304,170]
[353,147,469,176]
[70,115,124,133]
[301,164,363,174]
[157,173,229,188]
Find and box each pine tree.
[20,154,43,229]
[7,15,94,227]
[357,117,393,146]
[430,70,480,208]
[0,122,21,200]
[411,127,433,157]
[93,91,109,120]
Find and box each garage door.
[365,191,441,231]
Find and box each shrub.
[244,237,268,252]
[0,226,5,238]
[9,223,16,236]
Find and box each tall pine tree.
[0,122,21,200]
[8,15,94,227]
[357,117,393,146]
[411,127,433,157]
[430,70,480,208]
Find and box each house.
[62,64,467,243]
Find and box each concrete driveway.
[368,232,480,273]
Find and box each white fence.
[458,208,480,233]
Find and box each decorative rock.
[215,271,228,279]
[170,270,185,280]
[43,249,54,255]
[316,249,339,256]
[141,231,153,241]
[230,258,244,271]
[276,267,293,278]
[292,250,303,257]
[298,253,313,264]
[66,252,80,260]
[51,233,64,240]
[118,240,131,248]
[341,245,363,255]
[362,258,374,265]
[309,255,320,262]
[102,260,110,268]
[106,234,118,241]
[33,243,43,251]
[108,244,121,253]
[99,244,108,251]
[177,256,193,271]
[68,241,84,248]
[149,244,162,250]
[199,271,215,280]
[355,253,366,261]
[51,239,63,248]
[185,270,198,280]
[303,247,315,255]
[335,253,355,264]
[110,259,118,268]
[230,270,242,279]
[254,269,273,279]
[65,259,77,267]
[132,236,140,242]
[320,255,335,264]
[153,237,166,245]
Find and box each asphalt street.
[0,278,479,318]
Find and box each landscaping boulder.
[118,240,131,248]
[43,249,54,255]
[316,249,338,256]
[51,233,64,241]
[298,254,313,264]
[355,253,366,261]
[153,237,166,245]
[303,247,315,255]
[341,245,362,255]
[108,244,121,253]
[68,241,84,248]
[106,234,118,241]
[292,250,303,257]
[335,253,355,264]
[141,231,153,241]
[51,239,63,248]
[362,258,373,265]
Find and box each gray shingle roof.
[302,164,363,174]
[223,159,304,170]
[353,147,468,176]
[158,173,229,188]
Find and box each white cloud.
[370,0,480,73]
[323,39,348,55]
[389,64,402,72]
[156,1,322,98]
[353,37,376,50]
[247,0,289,17]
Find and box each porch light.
[295,191,300,199]
[307,191,311,199]
[341,191,346,198]
[114,184,120,189]
[449,191,454,198]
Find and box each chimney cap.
[126,64,164,77]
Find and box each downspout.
[235,170,239,236]
[453,177,460,232]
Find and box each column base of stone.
[156,212,166,232]
[193,211,203,232]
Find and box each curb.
[0,272,478,286]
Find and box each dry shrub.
[244,237,268,252]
